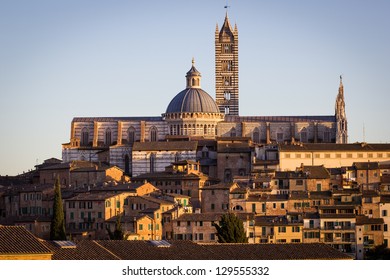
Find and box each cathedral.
[62,12,348,176]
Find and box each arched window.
[233,205,244,211]
[81,127,89,146]
[128,127,135,144]
[150,126,157,142]
[300,128,308,143]
[224,107,230,114]
[105,128,112,146]
[230,128,236,137]
[204,125,207,135]
[150,153,156,173]
[253,128,260,143]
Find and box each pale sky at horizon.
[0,0,389,176]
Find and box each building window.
[384,224,388,232]
[224,106,230,114]
[292,226,300,232]
[253,128,260,143]
[105,128,112,146]
[211,203,215,210]
[81,127,89,146]
[150,126,158,142]
[128,127,135,144]
[224,91,231,100]
[124,154,131,175]
[383,210,388,217]
[224,169,232,183]
[323,130,331,142]
[150,153,156,173]
[276,132,284,143]
[278,227,286,233]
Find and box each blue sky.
[0,0,389,176]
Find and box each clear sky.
[0,0,389,176]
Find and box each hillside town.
[1,11,389,261]
[1,141,390,260]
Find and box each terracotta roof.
[175,212,223,222]
[0,226,52,256]
[43,240,120,260]
[356,215,384,225]
[353,162,379,170]
[302,165,330,179]
[200,243,352,260]
[45,239,351,260]
[132,141,197,151]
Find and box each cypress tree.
[50,177,66,240]
[106,215,129,240]
[213,212,248,243]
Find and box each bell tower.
[215,11,239,116]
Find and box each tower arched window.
[253,128,260,143]
[150,126,157,142]
[224,91,231,100]
[224,106,230,114]
[128,127,135,144]
[300,128,308,143]
[105,128,112,146]
[81,127,89,146]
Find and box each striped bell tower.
[215,12,239,116]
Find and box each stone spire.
[335,75,348,143]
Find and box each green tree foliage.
[50,177,66,240]
[213,213,248,243]
[106,215,129,240]
[365,244,390,260]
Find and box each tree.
[106,215,129,240]
[365,244,390,260]
[213,213,248,243]
[50,177,66,240]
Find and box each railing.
[321,226,355,230]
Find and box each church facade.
[62,13,347,176]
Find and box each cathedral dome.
[165,87,220,114]
[165,59,220,114]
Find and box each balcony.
[83,218,96,223]
[324,237,355,243]
[322,226,355,231]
